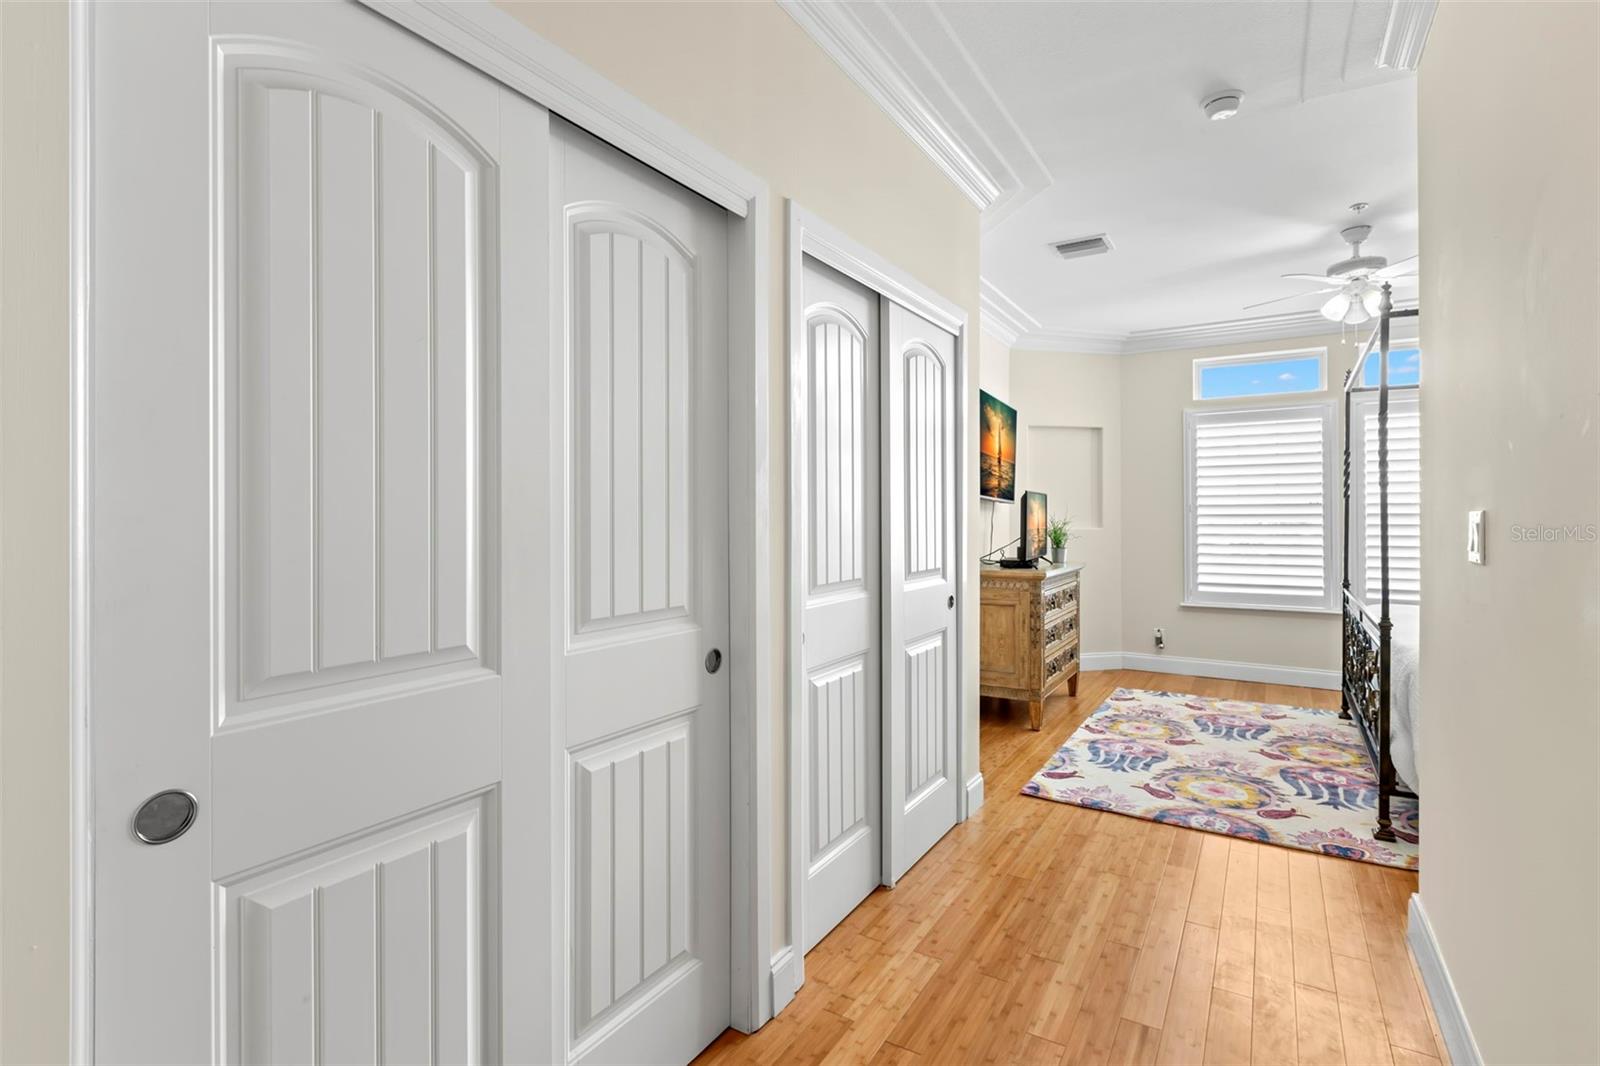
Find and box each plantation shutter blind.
[1184,404,1338,611]
[1357,394,1421,606]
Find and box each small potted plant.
[1047,515,1071,565]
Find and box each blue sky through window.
[1361,347,1422,387]
[1197,354,1323,399]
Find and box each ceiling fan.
[1245,203,1418,325]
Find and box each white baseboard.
[1078,651,1339,691]
[770,946,799,1017]
[1079,651,1124,672]
[964,772,984,816]
[1407,894,1483,1066]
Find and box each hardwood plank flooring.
[696,669,1444,1066]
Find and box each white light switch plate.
[1467,509,1485,564]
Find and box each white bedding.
[1387,604,1421,793]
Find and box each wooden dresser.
[979,564,1083,730]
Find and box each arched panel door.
[88,1,546,1061]
[797,257,881,952]
[882,300,960,884]
[549,117,731,1066]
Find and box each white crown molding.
[1121,309,1342,354]
[779,0,1001,211]
[978,277,1032,347]
[985,285,1419,357]
[979,317,1020,349]
[1377,0,1438,71]
[1011,328,1130,356]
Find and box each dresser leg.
[1028,700,1043,731]
[1068,672,1079,697]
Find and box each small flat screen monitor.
[980,390,1017,502]
[1022,491,1048,562]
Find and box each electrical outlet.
[1153,627,1165,651]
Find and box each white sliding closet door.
[87,1,544,1060]
[798,257,882,952]
[547,117,732,1065]
[883,301,960,883]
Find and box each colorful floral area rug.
[1022,688,1419,869]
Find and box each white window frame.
[1183,401,1340,613]
[1192,346,1328,402]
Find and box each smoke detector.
[1203,91,1243,121]
[1050,233,1114,260]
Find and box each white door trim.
[783,201,971,1004]
[69,0,776,1048]
[68,3,95,1060]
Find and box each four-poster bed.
[1341,284,1420,842]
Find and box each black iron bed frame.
[1340,284,1417,842]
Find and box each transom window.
[1184,403,1339,612]
[1360,345,1422,387]
[1193,348,1327,401]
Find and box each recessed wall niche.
[1028,425,1104,529]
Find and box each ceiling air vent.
[1051,233,1113,260]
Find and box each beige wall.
[1000,333,1365,672]
[494,1,985,954]
[1417,1,1599,1060]
[0,1,70,1062]
[1119,332,1365,672]
[978,329,1010,408]
[1010,348,1124,658]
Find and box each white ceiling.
[784,1,1422,351]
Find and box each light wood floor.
[697,669,1445,1066]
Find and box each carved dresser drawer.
[979,563,1083,731]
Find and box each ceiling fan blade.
[1280,273,1335,283]
[1243,288,1337,312]
[1374,255,1419,278]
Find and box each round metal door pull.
[133,789,198,845]
[705,648,723,674]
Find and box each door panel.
[799,259,881,952]
[225,795,487,1064]
[90,2,539,1060]
[550,117,731,1065]
[571,720,692,1031]
[883,301,960,884]
[903,632,948,800]
[231,43,487,703]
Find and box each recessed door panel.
[571,720,693,1034]
[902,347,947,582]
[231,54,487,710]
[225,796,488,1065]
[571,219,694,634]
[808,659,869,859]
[903,632,948,800]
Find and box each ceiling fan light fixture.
[1361,286,1384,316]
[1203,91,1243,121]
[1321,292,1353,322]
[1343,301,1373,326]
